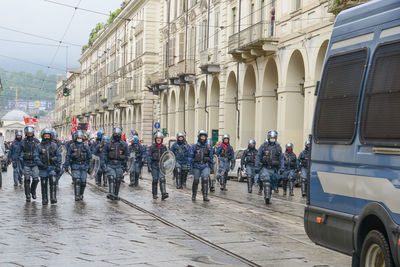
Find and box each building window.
[295,0,301,10]
[314,49,368,144]
[360,41,400,146]
[179,32,185,61]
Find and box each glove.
[12,162,17,168]
[148,167,152,173]
[55,166,61,174]
[123,166,128,173]
[279,169,284,175]
[255,168,260,174]
[64,166,70,173]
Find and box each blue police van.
[304,0,400,266]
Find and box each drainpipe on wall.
[236,0,241,140]
[166,0,171,136]
[204,0,211,133]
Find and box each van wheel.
[360,230,393,267]
[238,169,244,182]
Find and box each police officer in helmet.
[9,131,23,186]
[188,130,213,201]
[128,135,145,187]
[298,140,311,197]
[170,132,191,189]
[17,126,40,202]
[34,129,61,204]
[215,134,235,191]
[241,140,258,193]
[101,127,129,200]
[282,143,298,196]
[255,130,284,204]
[147,132,169,200]
[64,130,92,201]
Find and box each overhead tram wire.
[0,38,68,47]
[39,0,83,90]
[0,25,81,47]
[0,54,65,72]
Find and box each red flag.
[122,133,126,141]
[24,117,38,125]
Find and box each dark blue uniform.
[101,139,129,200]
[34,140,61,204]
[9,139,22,185]
[147,143,168,199]
[215,144,235,191]
[241,147,258,193]
[170,141,190,189]
[188,142,213,200]
[128,143,146,186]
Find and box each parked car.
[227,149,247,182]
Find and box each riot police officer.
[64,131,92,201]
[147,132,169,200]
[34,129,61,205]
[17,126,40,202]
[241,140,257,193]
[170,133,191,189]
[51,130,64,184]
[298,140,311,197]
[188,130,213,201]
[128,136,145,187]
[93,135,109,186]
[101,127,129,200]
[282,143,298,196]
[9,131,23,186]
[91,131,104,152]
[255,130,284,204]
[215,134,235,191]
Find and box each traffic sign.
[34,101,40,108]
[154,122,160,129]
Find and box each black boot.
[107,177,115,200]
[96,172,101,186]
[134,173,139,186]
[176,171,182,189]
[49,175,57,204]
[289,180,294,196]
[79,181,86,201]
[129,172,135,187]
[113,179,121,200]
[74,179,81,201]
[210,178,215,192]
[220,175,224,191]
[182,171,187,187]
[192,180,198,201]
[152,181,158,199]
[160,179,169,200]
[301,179,307,197]
[30,178,39,200]
[24,178,31,202]
[282,178,288,196]
[247,176,253,193]
[103,173,107,187]
[264,182,271,204]
[202,179,209,201]
[258,181,263,194]
[41,177,48,205]
[221,174,228,191]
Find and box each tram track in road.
[87,181,262,267]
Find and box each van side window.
[360,41,400,146]
[313,49,368,144]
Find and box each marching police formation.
[6,125,310,205]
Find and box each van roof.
[332,0,400,40]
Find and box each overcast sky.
[0,0,122,74]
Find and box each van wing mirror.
[315,81,320,96]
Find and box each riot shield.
[159,151,176,176]
[213,155,219,174]
[89,155,100,178]
[60,145,67,165]
[127,152,136,172]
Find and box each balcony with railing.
[228,21,278,61]
[328,0,369,15]
[199,48,220,74]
